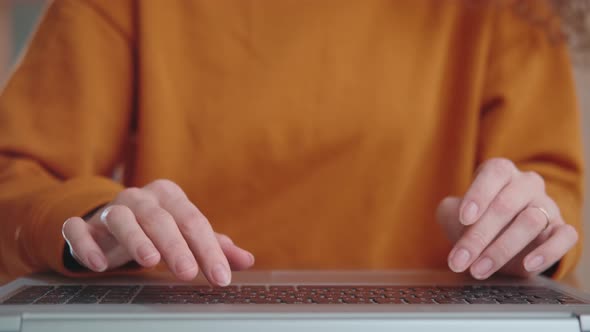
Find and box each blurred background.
[0,0,44,80]
[0,1,589,286]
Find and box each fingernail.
[175,255,197,274]
[212,264,231,287]
[525,255,545,272]
[137,244,159,262]
[88,252,107,272]
[99,206,113,222]
[461,201,478,225]
[473,257,494,278]
[249,253,255,265]
[450,248,471,272]
[61,219,72,239]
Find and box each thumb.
[436,196,463,243]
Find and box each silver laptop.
[1,270,590,332]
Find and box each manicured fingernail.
[473,257,493,278]
[461,201,478,225]
[137,244,159,262]
[212,264,231,287]
[450,248,471,272]
[175,255,197,274]
[525,255,545,272]
[99,206,113,222]
[88,252,107,272]
[62,219,72,239]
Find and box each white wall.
[576,64,590,287]
[0,1,13,80]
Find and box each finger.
[533,198,562,242]
[523,223,578,273]
[162,197,232,287]
[469,206,549,279]
[131,200,199,281]
[143,180,232,286]
[460,158,517,225]
[436,196,463,242]
[100,205,161,268]
[448,173,543,273]
[62,217,108,272]
[216,233,255,271]
[143,179,188,200]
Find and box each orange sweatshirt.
[0,0,584,283]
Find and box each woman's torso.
[124,0,494,269]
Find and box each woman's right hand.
[61,179,254,286]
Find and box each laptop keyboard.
[1,285,585,305]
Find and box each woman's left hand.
[436,158,579,279]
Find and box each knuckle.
[137,206,173,228]
[177,219,211,244]
[176,206,207,228]
[489,193,515,216]
[162,240,187,256]
[134,199,155,213]
[117,187,147,203]
[486,158,515,177]
[464,188,485,204]
[177,218,201,237]
[488,241,512,263]
[168,197,197,220]
[464,230,489,252]
[523,171,545,190]
[519,208,547,230]
[148,179,183,197]
[124,229,148,247]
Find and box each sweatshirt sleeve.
[0,0,134,281]
[478,3,584,280]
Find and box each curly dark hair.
[550,0,590,50]
[512,0,589,60]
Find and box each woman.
[0,0,587,286]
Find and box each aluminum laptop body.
[1,270,590,332]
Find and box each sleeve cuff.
[25,176,123,277]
